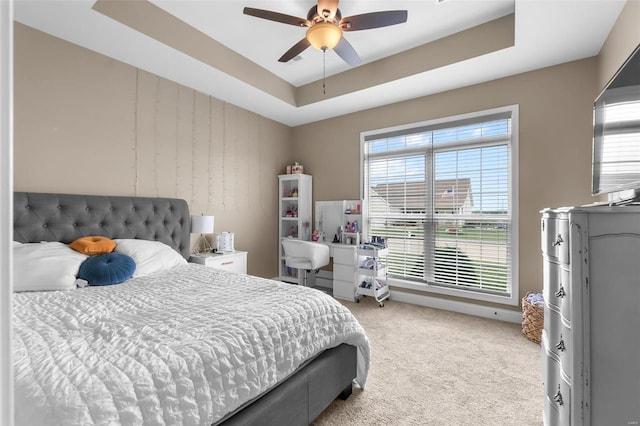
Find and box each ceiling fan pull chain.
[322,47,326,95]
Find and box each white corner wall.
[0,1,14,424]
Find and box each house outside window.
[360,106,519,305]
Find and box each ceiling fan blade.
[340,10,407,31]
[279,38,312,62]
[243,7,309,27]
[334,37,361,66]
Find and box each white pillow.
[114,239,187,278]
[13,242,88,292]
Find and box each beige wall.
[13,23,293,278]
[292,58,599,311]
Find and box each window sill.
[388,276,519,306]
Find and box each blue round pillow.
[78,253,136,286]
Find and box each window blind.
[363,112,513,297]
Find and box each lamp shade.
[191,215,214,234]
[306,22,342,51]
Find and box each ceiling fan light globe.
[306,22,342,51]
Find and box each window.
[361,106,518,305]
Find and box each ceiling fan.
[243,0,408,66]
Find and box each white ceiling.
[14,0,627,127]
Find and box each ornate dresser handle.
[555,286,566,298]
[553,385,563,406]
[552,234,564,247]
[555,338,565,352]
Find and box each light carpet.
[313,297,542,425]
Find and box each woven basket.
[521,293,544,344]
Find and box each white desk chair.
[281,239,330,287]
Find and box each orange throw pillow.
[69,236,116,255]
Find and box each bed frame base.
[338,383,353,400]
[218,344,356,426]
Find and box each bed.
[12,192,370,425]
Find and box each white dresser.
[541,205,640,426]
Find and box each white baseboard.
[390,290,522,324]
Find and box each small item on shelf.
[215,232,235,252]
[374,235,387,247]
[286,266,298,278]
[359,279,385,290]
[286,162,304,174]
[360,258,383,270]
[360,236,387,251]
[346,203,362,215]
[312,230,319,241]
[284,205,298,218]
[291,162,304,174]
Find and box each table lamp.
[191,214,214,254]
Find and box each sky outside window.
[368,119,510,212]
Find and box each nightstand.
[189,251,248,274]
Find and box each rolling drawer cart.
[355,246,390,307]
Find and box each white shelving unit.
[278,174,312,285]
[340,200,362,246]
[355,246,390,307]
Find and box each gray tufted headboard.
[13,192,191,259]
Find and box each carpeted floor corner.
[313,297,543,426]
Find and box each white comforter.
[13,265,370,426]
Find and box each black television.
[592,43,640,203]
